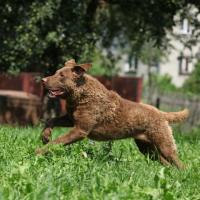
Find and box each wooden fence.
[146,91,200,129]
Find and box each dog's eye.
[60,73,64,77]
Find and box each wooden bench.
[0,90,42,125]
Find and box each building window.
[180,18,192,35]
[133,57,138,71]
[150,59,160,73]
[127,56,138,73]
[178,52,193,75]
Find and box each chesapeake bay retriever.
[36,59,189,169]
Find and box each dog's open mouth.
[48,89,64,98]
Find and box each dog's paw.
[41,128,52,144]
[41,135,50,144]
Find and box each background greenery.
[182,62,200,94]
[1,0,200,75]
[149,62,200,95]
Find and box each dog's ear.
[65,59,76,67]
[72,63,92,76]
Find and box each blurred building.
[120,5,200,87]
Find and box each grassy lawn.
[0,125,200,200]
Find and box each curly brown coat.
[36,59,189,169]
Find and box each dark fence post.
[156,97,160,109]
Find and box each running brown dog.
[36,59,189,169]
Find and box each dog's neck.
[64,74,109,106]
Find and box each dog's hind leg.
[156,141,184,169]
[42,114,74,144]
[149,124,184,169]
[134,138,170,165]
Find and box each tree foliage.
[0,0,200,74]
[182,62,200,94]
[151,74,177,92]
[0,0,97,74]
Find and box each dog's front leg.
[36,127,88,155]
[42,114,73,144]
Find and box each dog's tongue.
[48,90,64,98]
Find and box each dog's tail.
[161,109,189,123]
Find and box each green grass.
[0,125,200,200]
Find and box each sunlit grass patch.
[0,125,200,199]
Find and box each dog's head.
[42,59,92,98]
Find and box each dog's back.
[81,74,188,128]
